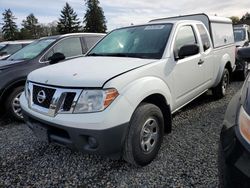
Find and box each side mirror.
[177,44,199,60]
[48,52,65,64]
[237,47,250,62]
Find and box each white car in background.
[0,40,33,60]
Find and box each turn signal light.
[239,107,250,144]
[104,89,119,108]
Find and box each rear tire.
[4,86,24,121]
[123,103,164,166]
[212,68,229,99]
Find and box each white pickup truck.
[20,14,235,166]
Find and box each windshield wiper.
[104,53,129,57]
[87,53,106,56]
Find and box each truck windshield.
[88,24,173,59]
[8,39,56,61]
[234,28,246,42]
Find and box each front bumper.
[220,92,250,178]
[23,109,129,159]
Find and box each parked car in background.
[0,33,105,120]
[0,40,33,60]
[234,24,250,47]
[233,25,250,80]
[20,14,235,166]
[219,47,250,188]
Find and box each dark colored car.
[219,47,250,188]
[0,40,33,60]
[233,25,250,81]
[0,33,105,120]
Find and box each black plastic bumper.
[22,110,129,159]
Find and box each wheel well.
[1,80,26,105]
[142,94,172,133]
[225,62,232,75]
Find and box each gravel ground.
[0,81,243,188]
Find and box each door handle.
[198,59,204,65]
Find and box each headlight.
[74,88,119,113]
[25,81,30,100]
[239,106,250,144]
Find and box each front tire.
[5,86,24,121]
[123,103,164,166]
[238,61,248,81]
[212,68,229,99]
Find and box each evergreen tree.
[229,16,240,24]
[83,0,107,33]
[21,13,40,39]
[57,2,81,34]
[241,12,250,21]
[2,9,18,40]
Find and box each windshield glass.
[8,39,56,61]
[0,44,22,55]
[88,24,173,59]
[234,28,246,42]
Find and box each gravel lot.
[0,81,243,187]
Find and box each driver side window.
[174,25,197,58]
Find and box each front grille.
[33,85,56,108]
[62,92,76,111]
[29,83,82,117]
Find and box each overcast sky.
[0,0,249,31]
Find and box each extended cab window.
[84,36,102,51]
[197,24,211,51]
[52,37,83,58]
[174,25,197,57]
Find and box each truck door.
[173,25,206,106]
[196,24,214,87]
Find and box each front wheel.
[238,61,248,81]
[212,68,229,99]
[5,86,24,121]
[123,103,164,166]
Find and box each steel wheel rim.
[222,73,228,95]
[140,118,159,153]
[12,92,23,118]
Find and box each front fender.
[119,76,172,111]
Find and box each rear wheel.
[212,68,229,99]
[5,86,24,121]
[123,103,164,166]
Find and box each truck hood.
[28,56,156,87]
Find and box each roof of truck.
[150,13,232,24]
